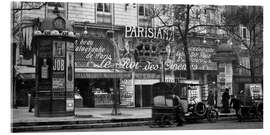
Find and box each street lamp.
[107,29,121,115]
[160,48,167,82]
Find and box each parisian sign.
[125,26,174,41]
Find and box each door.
[142,85,152,107]
[135,85,152,107]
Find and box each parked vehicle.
[150,81,218,127]
[238,84,263,122]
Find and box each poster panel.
[52,77,65,89]
[52,41,66,94]
[53,41,65,57]
[37,40,52,92]
[66,98,74,112]
[120,79,134,106]
[66,42,74,92]
[187,86,201,103]
[249,84,263,100]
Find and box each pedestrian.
[28,88,35,112]
[238,90,245,105]
[172,93,185,126]
[214,89,218,108]
[207,90,215,107]
[230,95,241,118]
[222,88,230,113]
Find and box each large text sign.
[174,46,217,70]
[75,38,114,68]
[125,26,174,41]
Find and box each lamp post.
[160,48,167,82]
[107,29,121,115]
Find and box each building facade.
[12,2,237,108]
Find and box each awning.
[14,66,132,79]
[75,68,131,79]
[15,66,35,79]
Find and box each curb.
[12,115,237,132]
[12,121,151,132]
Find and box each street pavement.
[44,120,263,132]
[11,107,240,132]
[12,107,151,123]
[12,107,236,123]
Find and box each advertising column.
[34,16,76,117]
[35,38,75,117]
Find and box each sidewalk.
[12,107,237,123]
[12,107,152,123]
[11,107,236,132]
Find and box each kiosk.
[32,16,76,117]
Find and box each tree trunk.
[250,27,257,83]
[250,57,255,83]
[183,5,192,80]
[183,38,192,79]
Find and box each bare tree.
[150,5,224,79]
[12,2,46,35]
[11,2,46,108]
[222,6,263,83]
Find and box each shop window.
[96,3,112,24]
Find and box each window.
[47,2,64,8]
[138,4,150,16]
[96,3,112,24]
[97,3,110,13]
[46,2,65,17]
[139,5,144,16]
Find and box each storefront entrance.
[135,85,152,107]
[76,78,120,107]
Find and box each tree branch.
[253,63,263,69]
[234,64,251,71]
[188,24,236,32]
[176,24,184,39]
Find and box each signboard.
[174,46,217,70]
[187,85,201,103]
[120,79,134,106]
[75,38,216,72]
[75,38,114,68]
[125,26,174,41]
[246,84,263,100]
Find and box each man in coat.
[230,95,242,118]
[207,90,215,107]
[172,93,185,126]
[28,88,35,112]
[222,88,230,113]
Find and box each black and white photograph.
[7,0,267,134]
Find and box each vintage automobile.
[151,81,218,127]
[237,84,263,122]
